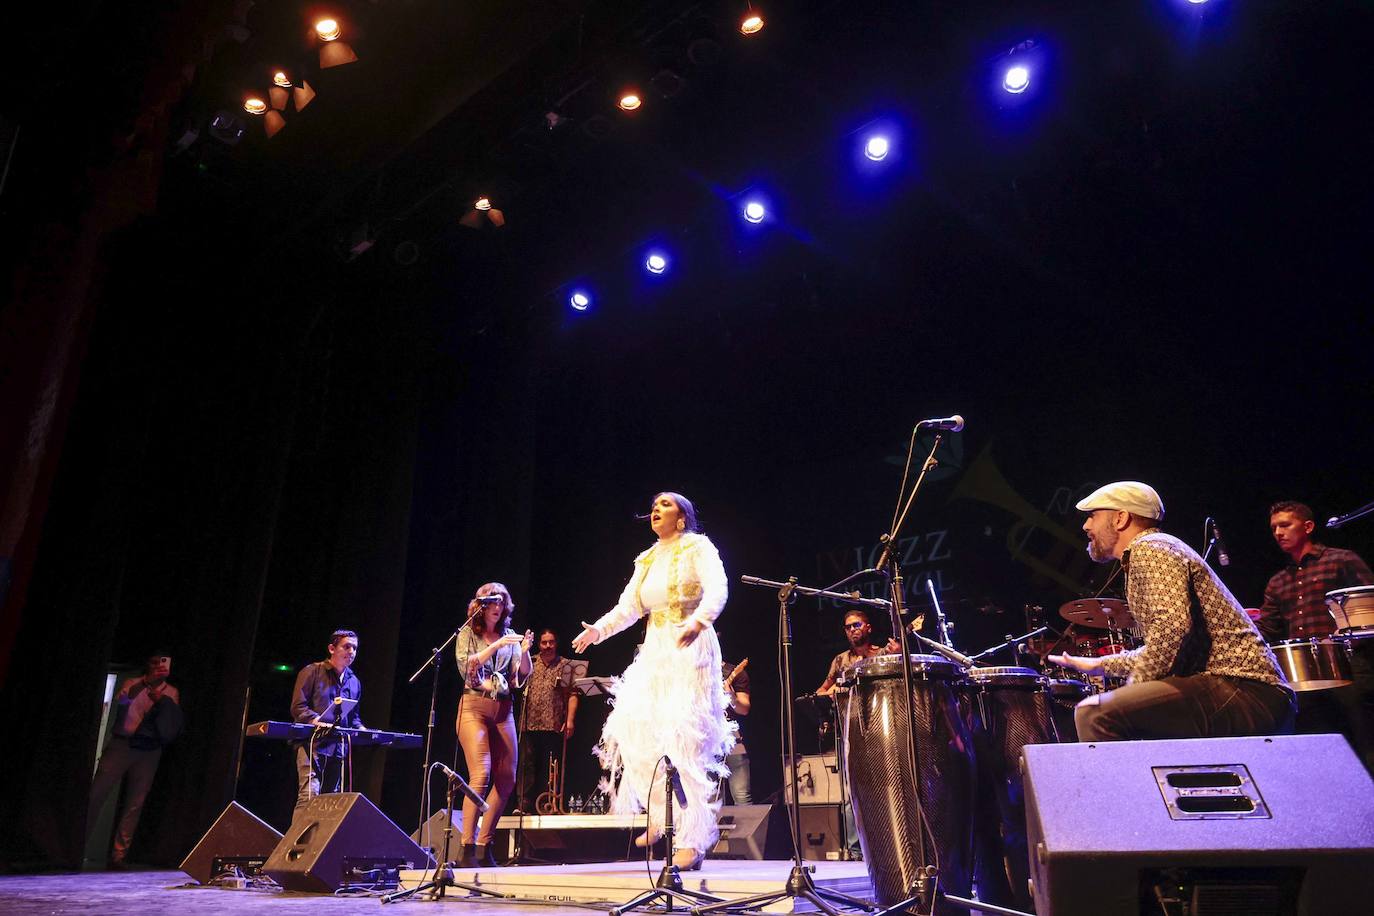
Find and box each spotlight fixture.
[244,97,285,137]
[743,200,766,223]
[272,71,292,88]
[316,17,359,68]
[1187,0,1209,3]
[569,290,592,311]
[460,197,505,229]
[740,14,764,35]
[293,81,317,111]
[618,93,642,111]
[645,252,669,275]
[1002,65,1030,94]
[864,135,890,161]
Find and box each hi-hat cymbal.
[1059,597,1134,630]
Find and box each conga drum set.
[836,597,1138,914]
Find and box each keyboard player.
[290,629,365,811]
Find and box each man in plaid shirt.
[1257,500,1374,771]
[1050,482,1295,742]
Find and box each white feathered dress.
[589,532,737,855]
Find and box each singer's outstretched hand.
[571,621,601,654]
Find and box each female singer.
[455,582,532,866]
[572,492,735,870]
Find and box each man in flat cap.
[1049,481,1296,741]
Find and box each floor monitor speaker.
[179,801,282,885]
[263,792,430,892]
[1022,734,1374,916]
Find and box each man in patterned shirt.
[1049,482,1295,741]
[1257,500,1374,770]
[516,628,580,812]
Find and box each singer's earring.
[676,519,685,531]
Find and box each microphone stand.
[1328,498,1374,529]
[410,605,483,845]
[868,434,943,916]
[694,577,879,916]
[967,627,1049,664]
[609,757,723,915]
[381,767,510,903]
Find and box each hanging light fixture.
[315,17,359,68]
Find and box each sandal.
[671,848,704,871]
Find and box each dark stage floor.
[0,868,615,915]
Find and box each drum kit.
[1271,585,1374,691]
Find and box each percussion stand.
[693,577,877,916]
[609,758,723,915]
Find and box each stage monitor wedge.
[264,792,430,892]
[1023,734,1374,916]
[180,801,283,885]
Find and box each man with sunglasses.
[816,609,900,697]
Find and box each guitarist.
[721,658,752,804]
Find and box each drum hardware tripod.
[695,576,881,916]
[382,767,509,903]
[609,757,723,915]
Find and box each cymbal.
[1059,597,1134,630]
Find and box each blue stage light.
[864,135,890,161]
[743,200,766,223]
[569,290,592,311]
[1003,65,1030,94]
[645,252,669,274]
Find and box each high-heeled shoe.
[474,844,499,868]
[456,843,478,868]
[671,847,704,871]
[633,828,663,849]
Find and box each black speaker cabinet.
[410,808,463,858]
[180,801,283,884]
[709,804,789,860]
[264,793,430,892]
[1023,734,1374,916]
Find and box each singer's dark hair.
[328,629,358,648]
[1269,501,1314,523]
[472,582,515,635]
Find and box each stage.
[0,860,872,914]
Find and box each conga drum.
[841,654,975,914]
[966,666,1058,913]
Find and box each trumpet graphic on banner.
[949,446,1091,594]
